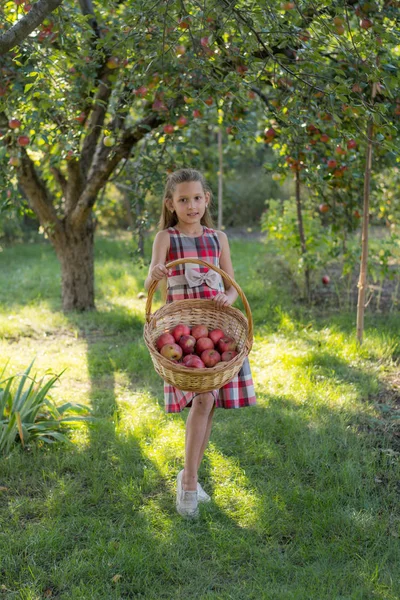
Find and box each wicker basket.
[143,258,253,392]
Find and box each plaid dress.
[163,226,257,413]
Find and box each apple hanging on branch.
[8,118,21,129]
[17,136,30,147]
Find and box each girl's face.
[166,181,210,226]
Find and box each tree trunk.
[56,218,96,312]
[356,83,376,345]
[217,127,223,230]
[295,169,310,302]
[356,118,374,344]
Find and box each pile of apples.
[156,323,238,368]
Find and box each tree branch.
[65,159,85,214]
[50,166,67,195]
[70,110,167,228]
[80,62,119,178]
[17,149,63,245]
[0,0,63,55]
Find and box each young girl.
[144,168,256,518]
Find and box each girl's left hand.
[212,292,231,307]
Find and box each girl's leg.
[196,404,215,471]
[183,393,215,491]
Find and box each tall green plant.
[0,360,93,454]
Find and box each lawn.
[0,231,399,600]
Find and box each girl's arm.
[144,230,170,292]
[215,231,238,307]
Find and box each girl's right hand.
[150,263,169,281]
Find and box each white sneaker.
[176,470,198,518]
[197,481,211,503]
[178,470,211,503]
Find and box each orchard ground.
[0,229,399,599]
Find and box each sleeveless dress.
[163,226,257,413]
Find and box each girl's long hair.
[158,168,215,230]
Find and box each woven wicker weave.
[143,258,253,392]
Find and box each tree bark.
[356,83,377,344]
[295,169,310,302]
[356,118,374,344]
[56,218,96,311]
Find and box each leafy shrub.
[0,360,94,454]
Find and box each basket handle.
[145,258,253,346]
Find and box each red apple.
[322,275,330,285]
[204,96,213,106]
[152,98,167,112]
[335,145,346,156]
[195,337,214,354]
[175,45,186,56]
[156,332,175,351]
[163,124,175,134]
[306,124,318,134]
[134,86,148,97]
[178,18,191,30]
[185,355,205,368]
[178,335,196,355]
[264,127,276,138]
[182,354,194,365]
[299,29,310,41]
[171,323,191,342]
[347,139,357,149]
[217,337,236,354]
[192,109,202,118]
[75,112,86,124]
[17,135,30,147]
[201,349,221,368]
[209,329,225,345]
[191,324,208,339]
[320,134,330,143]
[200,37,209,48]
[319,203,330,214]
[354,210,361,219]
[8,118,21,129]
[360,18,373,29]
[221,350,238,362]
[177,116,188,127]
[236,64,248,75]
[327,159,337,169]
[160,343,183,361]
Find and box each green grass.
[0,232,399,600]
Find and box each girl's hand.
[150,263,169,281]
[212,292,231,307]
